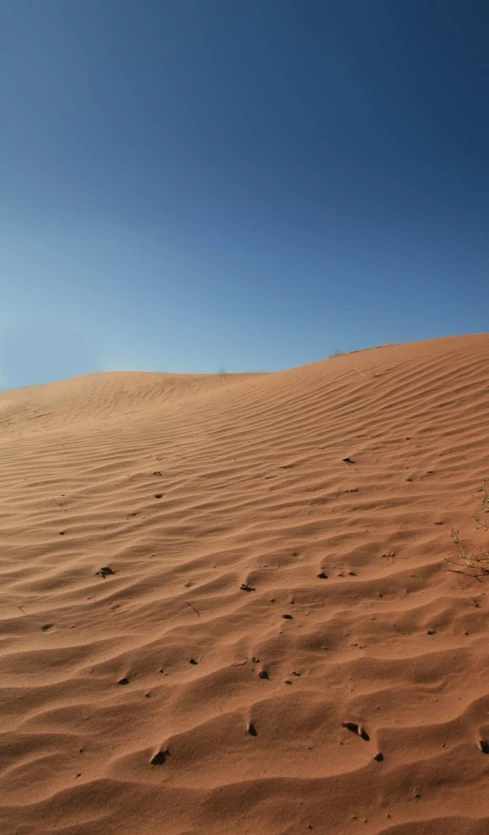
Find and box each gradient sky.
[1,0,489,389]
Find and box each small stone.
[258,670,269,680]
[427,630,436,635]
[357,725,369,741]
[240,582,255,592]
[282,614,293,620]
[96,566,115,578]
[117,677,129,686]
[342,721,370,741]
[247,721,257,736]
[348,571,356,576]
[317,572,328,579]
[150,749,169,765]
[478,740,489,753]
[189,658,198,665]
[284,679,292,685]
[373,752,384,762]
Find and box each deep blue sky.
[1,0,488,389]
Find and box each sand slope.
[1,334,489,834]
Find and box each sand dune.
[1,334,489,834]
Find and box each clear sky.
[1,0,488,389]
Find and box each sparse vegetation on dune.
[446,479,489,580]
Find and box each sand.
[1,334,489,835]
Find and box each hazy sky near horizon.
[1,0,489,389]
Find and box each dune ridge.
[1,334,489,834]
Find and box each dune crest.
[1,334,489,834]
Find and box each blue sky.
[1,0,488,389]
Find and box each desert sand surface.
[2,334,489,835]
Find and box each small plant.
[329,349,344,358]
[472,478,489,531]
[480,478,489,508]
[445,482,489,580]
[445,528,489,581]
